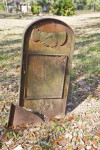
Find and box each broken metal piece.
[7,104,44,127]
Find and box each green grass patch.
[72,41,100,78]
[0,55,8,61]
[87,43,100,52]
[70,69,77,80]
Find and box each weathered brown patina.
[8,104,44,127]
[19,18,74,118]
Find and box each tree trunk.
[93,3,96,12]
[4,0,8,12]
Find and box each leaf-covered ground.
[0,12,100,150]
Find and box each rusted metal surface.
[8,104,44,127]
[25,55,67,99]
[31,30,67,48]
[19,18,74,118]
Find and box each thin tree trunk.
[93,4,95,12]
[4,0,8,12]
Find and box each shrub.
[53,0,76,16]
[86,0,100,11]
[31,5,41,14]
[0,2,4,11]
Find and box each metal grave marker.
[19,18,74,118]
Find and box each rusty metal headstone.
[19,18,74,118]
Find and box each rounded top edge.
[23,17,74,35]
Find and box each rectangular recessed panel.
[25,55,67,99]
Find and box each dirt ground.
[0,12,100,149]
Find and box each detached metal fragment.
[8,104,44,127]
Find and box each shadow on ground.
[0,11,33,19]
[75,33,100,48]
[66,77,99,113]
[0,39,21,47]
[66,18,100,113]
[0,12,100,114]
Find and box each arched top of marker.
[24,18,74,35]
[22,18,74,55]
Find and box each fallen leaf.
[83,138,88,143]
[19,124,28,129]
[2,64,5,68]
[17,68,20,72]
[87,98,91,101]
[95,73,100,76]
[95,90,100,95]
[84,116,90,119]
[49,118,56,122]
[96,133,100,137]
[14,57,20,61]
[4,123,8,128]
[81,144,85,148]
[27,138,36,141]
[21,126,28,129]
[66,146,73,149]
[1,104,5,112]
[76,137,80,142]
[93,141,97,145]
[13,130,18,134]
[67,116,74,121]
[8,126,14,129]
[34,123,42,127]
[55,118,60,121]
[52,141,57,145]
[82,125,86,130]
[16,65,20,69]
[68,138,72,142]
[91,144,97,150]
[29,132,35,137]
[21,124,28,126]
[57,137,63,141]
[32,145,42,150]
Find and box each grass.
[88,43,100,52]
[0,12,100,127]
[70,30,100,80]
[67,20,100,108]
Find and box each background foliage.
[0,0,100,15]
[86,0,100,11]
[53,0,76,16]
[0,2,5,11]
[31,5,41,14]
